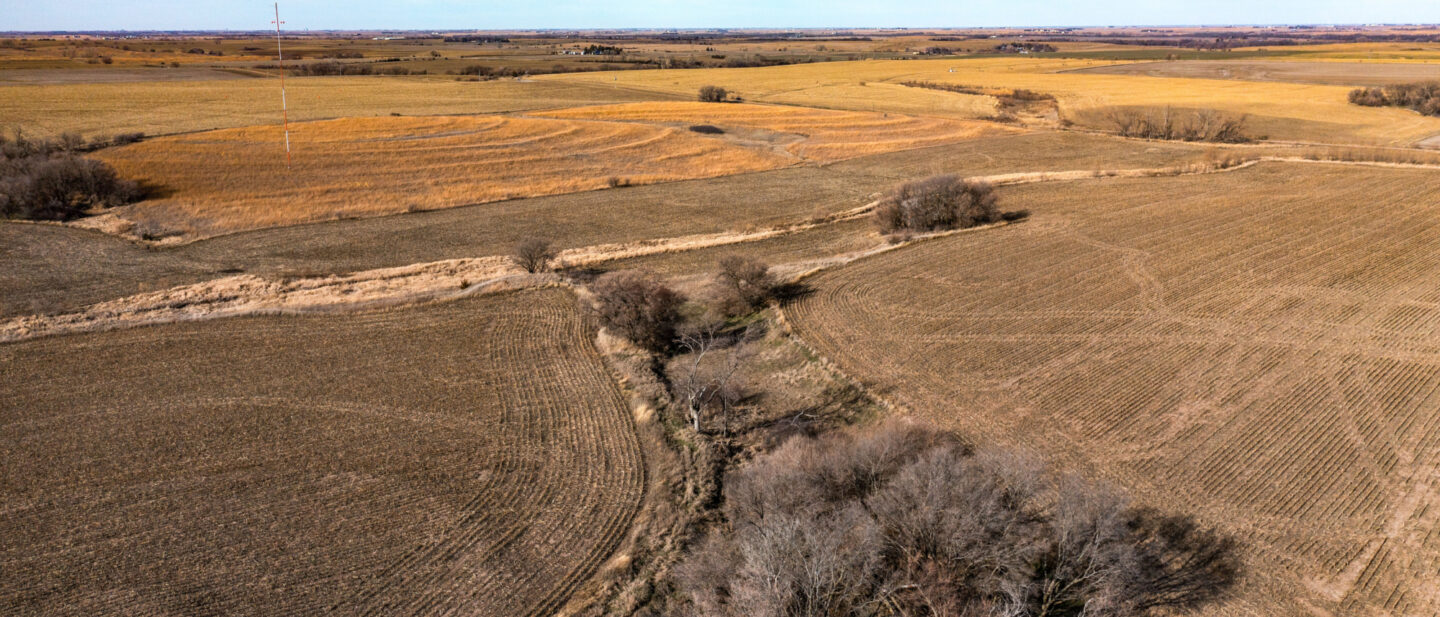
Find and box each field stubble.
[0,288,642,617]
[785,162,1440,616]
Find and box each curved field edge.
[0,288,644,617]
[779,162,1440,617]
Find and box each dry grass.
[1074,60,1440,87]
[0,77,677,137]
[95,114,792,238]
[535,101,1017,162]
[784,161,1440,617]
[542,57,1440,145]
[0,288,641,616]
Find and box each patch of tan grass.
[96,114,792,238]
[536,101,1018,162]
[542,58,1440,145]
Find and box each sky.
[6,0,1440,32]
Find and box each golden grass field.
[536,101,1016,161]
[95,114,794,237]
[785,162,1440,617]
[0,288,643,617]
[0,77,676,137]
[543,57,1440,145]
[93,103,1013,238]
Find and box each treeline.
[1,132,142,221]
[1106,108,1255,143]
[992,42,1057,53]
[580,44,624,55]
[1349,82,1440,116]
[258,61,429,76]
[441,35,510,43]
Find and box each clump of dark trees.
[1105,108,1254,143]
[992,42,1058,54]
[676,420,1242,617]
[1349,82,1440,116]
[699,85,734,103]
[276,61,428,76]
[1,132,143,221]
[874,175,1024,235]
[589,255,778,355]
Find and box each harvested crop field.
[784,162,1440,616]
[1072,60,1440,87]
[0,77,676,138]
[536,101,1016,161]
[0,288,642,616]
[97,114,792,237]
[546,58,1440,144]
[2,131,1221,319]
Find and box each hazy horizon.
[5,0,1440,32]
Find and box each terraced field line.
[13,158,1440,346]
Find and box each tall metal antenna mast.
[272,2,292,166]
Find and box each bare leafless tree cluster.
[711,256,777,317]
[699,85,730,103]
[671,324,754,435]
[1105,108,1253,143]
[1349,82,1440,116]
[511,237,557,273]
[590,269,682,353]
[676,421,1241,617]
[874,175,1000,235]
[1,131,142,221]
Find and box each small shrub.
[511,237,557,273]
[688,124,725,134]
[698,85,729,103]
[874,174,1000,234]
[590,270,682,353]
[606,176,631,188]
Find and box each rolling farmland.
[0,289,642,616]
[96,114,793,237]
[536,101,1015,161]
[3,131,1217,319]
[544,57,1440,144]
[784,162,1440,616]
[0,77,676,138]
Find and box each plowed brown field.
[0,288,642,616]
[785,162,1440,616]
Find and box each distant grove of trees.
[1350,82,1440,116]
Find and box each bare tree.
[511,237,556,273]
[590,269,682,353]
[675,420,1242,617]
[713,256,776,317]
[874,174,1000,234]
[674,324,751,434]
[699,85,729,102]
